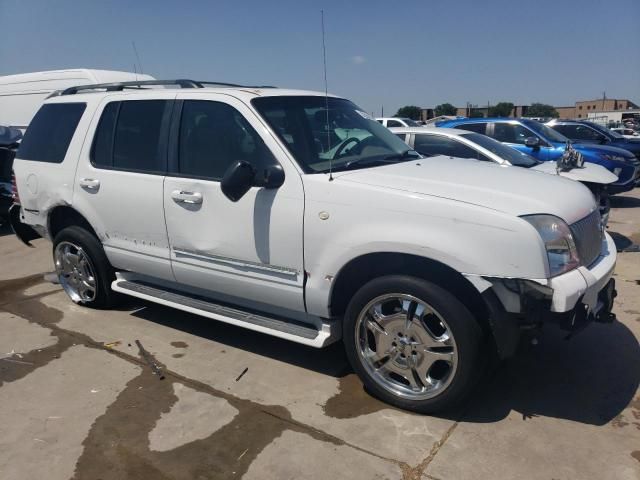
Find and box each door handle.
[171,190,203,204]
[79,178,100,191]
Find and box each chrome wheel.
[54,241,97,303]
[355,293,458,400]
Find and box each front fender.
[302,180,548,318]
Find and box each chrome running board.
[111,275,337,348]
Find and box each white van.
[0,69,154,130]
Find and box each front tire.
[52,226,116,309]
[343,275,484,413]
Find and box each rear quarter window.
[17,103,86,163]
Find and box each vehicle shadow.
[129,301,639,426]
[129,301,349,378]
[460,321,640,426]
[610,195,640,209]
[0,222,14,237]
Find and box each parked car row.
[437,117,640,194]
[11,79,618,413]
[389,126,617,223]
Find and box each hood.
[531,161,618,185]
[551,141,637,160]
[334,156,596,224]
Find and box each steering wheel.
[333,137,361,158]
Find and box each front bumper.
[476,232,617,358]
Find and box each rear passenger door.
[163,93,305,313]
[74,93,175,280]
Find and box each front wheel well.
[48,206,98,240]
[330,253,489,331]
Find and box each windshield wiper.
[331,149,421,173]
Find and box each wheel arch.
[329,252,490,333]
[48,205,99,240]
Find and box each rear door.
[163,93,305,313]
[73,93,175,280]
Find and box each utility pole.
[602,91,606,111]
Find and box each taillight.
[11,171,20,204]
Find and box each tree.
[434,103,457,116]
[395,106,422,120]
[488,102,514,117]
[525,103,559,118]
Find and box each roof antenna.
[132,41,144,74]
[321,10,333,181]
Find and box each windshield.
[252,96,418,173]
[587,121,623,139]
[525,120,569,143]
[461,133,540,167]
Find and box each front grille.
[570,210,603,268]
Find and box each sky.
[1,0,638,116]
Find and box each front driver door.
[163,93,305,314]
[488,122,551,161]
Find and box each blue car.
[437,117,639,194]
[545,119,640,160]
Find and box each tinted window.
[387,119,404,127]
[178,100,276,180]
[395,133,408,142]
[414,134,486,160]
[461,133,540,167]
[552,124,603,142]
[453,123,487,134]
[18,103,86,163]
[91,102,118,168]
[491,123,536,145]
[112,100,168,172]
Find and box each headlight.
[522,214,580,277]
[600,153,627,162]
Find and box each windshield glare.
[252,96,417,173]
[526,121,569,143]
[461,133,540,167]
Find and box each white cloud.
[351,55,366,65]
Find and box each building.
[421,98,638,121]
[555,98,639,119]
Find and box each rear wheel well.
[330,253,489,331]
[48,206,98,240]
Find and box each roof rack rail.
[59,79,202,96]
[58,79,277,96]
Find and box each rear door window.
[414,134,487,160]
[386,119,404,127]
[17,103,86,163]
[453,122,487,135]
[91,100,171,173]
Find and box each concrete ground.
[1,190,639,480]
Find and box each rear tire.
[343,275,484,413]
[52,226,116,309]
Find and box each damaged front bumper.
[467,232,617,358]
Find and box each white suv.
[11,79,617,413]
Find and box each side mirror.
[221,161,255,202]
[255,164,285,190]
[524,136,540,148]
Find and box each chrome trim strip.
[172,248,299,276]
